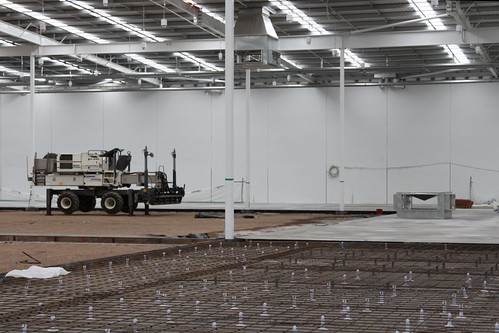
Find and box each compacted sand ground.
[0,210,353,272]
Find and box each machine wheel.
[121,196,138,213]
[79,196,96,212]
[57,191,80,215]
[101,192,124,214]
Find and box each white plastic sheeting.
[6,266,70,279]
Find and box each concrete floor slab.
[237,209,499,244]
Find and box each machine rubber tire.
[57,191,80,215]
[79,196,96,212]
[101,192,124,214]
[121,196,138,213]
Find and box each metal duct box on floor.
[394,192,455,219]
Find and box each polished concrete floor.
[237,209,499,244]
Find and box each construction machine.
[30,146,184,215]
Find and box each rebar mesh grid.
[0,241,498,332]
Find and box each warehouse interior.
[0,0,498,332]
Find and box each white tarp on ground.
[6,266,70,279]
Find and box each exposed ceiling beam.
[0,20,161,86]
[447,1,497,78]
[279,27,499,51]
[447,0,471,30]
[32,40,223,57]
[279,57,314,84]
[2,25,499,58]
[198,12,225,36]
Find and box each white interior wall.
[387,85,452,199]
[0,95,30,198]
[450,84,499,203]
[1,82,499,206]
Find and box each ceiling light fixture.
[103,0,108,7]
[39,21,46,32]
[161,1,167,27]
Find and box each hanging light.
[39,0,46,32]
[161,1,167,27]
[103,0,108,6]
[218,51,223,60]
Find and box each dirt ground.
[0,210,352,273]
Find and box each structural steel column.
[27,53,36,209]
[339,46,345,212]
[224,0,235,240]
[245,68,251,210]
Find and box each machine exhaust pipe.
[171,149,177,189]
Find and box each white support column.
[224,0,235,240]
[339,46,345,212]
[27,52,36,209]
[245,68,251,210]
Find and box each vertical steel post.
[143,146,150,215]
[224,0,235,240]
[27,53,36,210]
[339,46,345,212]
[245,68,251,210]
[172,149,177,188]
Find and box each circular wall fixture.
[328,165,340,178]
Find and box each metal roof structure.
[0,0,498,93]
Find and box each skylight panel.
[332,49,370,68]
[60,0,165,42]
[126,54,176,73]
[0,1,108,44]
[0,38,16,46]
[269,0,326,34]
[408,0,445,31]
[174,52,222,72]
[41,57,97,75]
[409,0,468,64]
[183,1,226,24]
[0,65,30,77]
[443,44,470,64]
